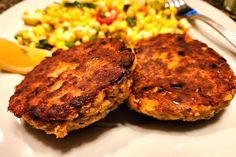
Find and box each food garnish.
[0,38,51,74]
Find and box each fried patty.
[8,38,135,138]
[128,34,236,121]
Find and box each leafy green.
[65,41,75,48]
[14,34,21,40]
[123,4,131,12]
[22,38,31,45]
[149,0,165,11]
[126,17,136,27]
[37,39,53,49]
[64,2,97,9]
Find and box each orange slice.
[0,38,51,74]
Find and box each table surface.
[0,0,235,21]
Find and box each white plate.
[1,0,236,157]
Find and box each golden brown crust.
[21,77,133,138]
[8,38,135,122]
[128,34,236,121]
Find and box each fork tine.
[178,0,185,7]
[172,0,180,8]
[171,0,186,10]
[165,0,184,9]
[166,0,195,16]
[168,0,236,49]
[165,0,175,8]
[176,0,188,7]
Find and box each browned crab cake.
[8,38,135,138]
[128,34,236,121]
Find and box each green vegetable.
[14,34,21,40]
[90,34,98,41]
[150,0,165,11]
[126,17,136,27]
[22,38,30,45]
[123,4,131,12]
[98,11,106,18]
[37,39,53,49]
[63,26,69,31]
[65,41,75,48]
[64,2,96,9]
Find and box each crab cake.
[128,34,236,121]
[8,38,135,138]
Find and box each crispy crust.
[22,77,133,138]
[128,34,236,121]
[8,38,135,137]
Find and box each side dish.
[15,0,190,50]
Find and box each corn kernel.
[179,18,191,31]
[56,41,65,49]
[114,21,127,30]
[108,25,115,33]
[89,20,99,27]
[88,9,96,15]
[149,9,156,15]
[139,30,152,38]
[72,21,81,27]
[126,10,134,17]
[75,40,81,46]
[31,36,38,43]
[136,12,144,20]
[100,24,108,33]
[55,28,64,35]
[17,37,23,45]
[75,30,83,39]
[98,31,105,38]
[144,23,150,30]
[63,31,75,41]
[84,12,91,18]
[48,36,56,45]
[118,12,125,19]
[105,12,111,17]
[89,29,97,36]
[82,36,90,43]
[29,42,36,48]
[152,27,159,35]
[98,1,106,7]
[160,27,174,34]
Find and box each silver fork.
[166,0,236,50]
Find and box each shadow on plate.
[23,103,224,152]
[97,103,224,132]
[23,121,112,153]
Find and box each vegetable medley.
[15,0,190,50]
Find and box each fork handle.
[189,14,236,49]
